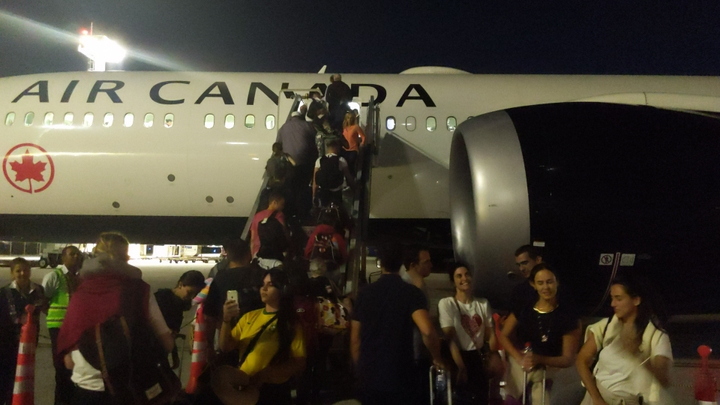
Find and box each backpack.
[315,155,344,189]
[309,232,340,263]
[257,211,288,259]
[77,283,181,405]
[266,155,291,186]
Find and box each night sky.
[1,1,719,77]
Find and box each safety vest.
[46,268,70,329]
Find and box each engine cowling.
[450,102,720,314]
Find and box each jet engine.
[450,103,720,315]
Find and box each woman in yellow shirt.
[212,268,306,405]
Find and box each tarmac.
[0,259,717,404]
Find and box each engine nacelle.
[450,103,720,314]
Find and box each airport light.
[78,30,126,72]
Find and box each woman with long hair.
[576,273,671,405]
[438,262,497,405]
[212,268,306,405]
[341,111,366,172]
[499,263,581,404]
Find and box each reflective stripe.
[47,268,70,328]
[17,343,34,355]
[14,365,33,377]
[12,379,33,394]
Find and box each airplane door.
[276,88,323,126]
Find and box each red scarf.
[56,273,149,359]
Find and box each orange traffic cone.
[12,304,37,405]
[185,304,208,394]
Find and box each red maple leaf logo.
[9,149,47,192]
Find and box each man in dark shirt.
[203,239,264,362]
[155,270,206,368]
[351,243,445,405]
[325,74,352,133]
[276,110,318,217]
[510,245,543,314]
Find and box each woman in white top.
[576,273,672,405]
[438,262,497,405]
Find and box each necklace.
[533,305,558,343]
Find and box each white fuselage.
[2,71,719,221]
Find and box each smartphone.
[226,290,238,302]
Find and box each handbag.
[452,298,504,379]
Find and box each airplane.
[2,67,720,313]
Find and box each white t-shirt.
[587,316,672,402]
[71,293,171,391]
[438,297,493,351]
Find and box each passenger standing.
[42,246,82,405]
[312,140,356,208]
[265,142,296,216]
[0,258,45,405]
[577,273,672,405]
[211,269,306,405]
[439,262,497,405]
[203,239,264,359]
[306,90,327,123]
[511,245,544,316]
[351,243,446,405]
[154,270,206,369]
[325,74,352,133]
[249,191,288,259]
[341,111,366,172]
[499,263,581,405]
[400,245,434,405]
[56,232,174,405]
[276,111,318,216]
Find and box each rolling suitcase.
[430,366,453,405]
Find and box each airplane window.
[103,113,114,127]
[124,113,134,127]
[44,112,54,126]
[225,114,235,129]
[205,114,215,129]
[64,112,73,126]
[245,114,255,129]
[84,113,93,127]
[144,113,154,128]
[405,116,416,131]
[5,112,15,126]
[24,112,34,127]
[426,116,437,132]
[265,115,275,130]
[164,113,174,128]
[447,116,457,132]
[386,116,396,131]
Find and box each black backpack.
[257,211,288,259]
[316,155,345,189]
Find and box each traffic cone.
[695,345,718,405]
[185,304,208,394]
[12,304,37,405]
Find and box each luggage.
[430,366,453,405]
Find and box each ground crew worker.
[42,246,82,405]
